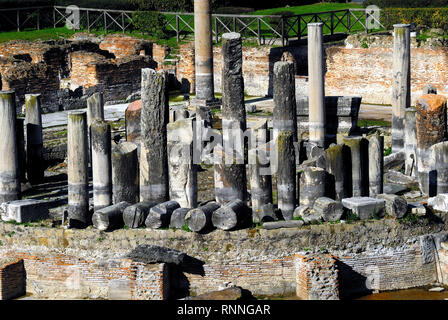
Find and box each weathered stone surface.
[275,131,296,220]
[212,199,251,231]
[416,94,447,195]
[262,220,303,230]
[409,203,426,216]
[423,84,437,94]
[170,207,190,229]
[299,167,326,206]
[92,201,130,231]
[376,194,407,218]
[428,194,448,212]
[293,205,321,224]
[25,94,44,184]
[313,197,343,222]
[123,201,156,229]
[185,201,221,232]
[0,91,20,203]
[126,244,186,265]
[368,133,384,197]
[249,143,272,222]
[145,200,180,229]
[404,107,417,177]
[112,142,139,204]
[125,100,141,143]
[429,141,448,196]
[385,170,418,186]
[342,135,368,197]
[384,150,405,171]
[255,203,278,223]
[325,144,347,201]
[341,197,386,220]
[1,199,48,223]
[140,68,169,203]
[184,286,243,300]
[383,183,409,195]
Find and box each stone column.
[429,141,448,195]
[404,107,417,177]
[392,24,411,152]
[307,23,326,148]
[16,117,26,183]
[299,167,326,207]
[167,118,198,208]
[140,68,169,203]
[249,143,272,222]
[325,144,346,201]
[67,111,89,228]
[273,61,297,142]
[87,92,104,128]
[276,131,296,220]
[112,142,139,204]
[91,119,112,211]
[193,0,215,103]
[368,133,384,197]
[0,91,20,203]
[213,32,247,205]
[416,94,447,195]
[25,94,44,184]
[342,136,368,197]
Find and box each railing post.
[348,9,351,33]
[37,9,40,30]
[122,12,125,33]
[281,16,285,47]
[298,16,302,40]
[87,10,90,32]
[17,9,20,32]
[214,16,218,43]
[176,14,180,42]
[257,18,261,45]
[53,6,56,28]
[331,12,334,35]
[233,16,236,32]
[104,11,107,33]
[365,10,369,33]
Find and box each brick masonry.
[0,258,26,300]
[0,218,446,299]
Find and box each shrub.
[363,0,448,8]
[381,8,448,30]
[132,11,168,39]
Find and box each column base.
[190,98,222,108]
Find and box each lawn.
[0,27,76,43]
[250,3,364,15]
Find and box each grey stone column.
[112,142,139,204]
[67,111,89,228]
[307,23,326,148]
[273,61,297,142]
[91,119,112,211]
[213,32,247,205]
[0,91,20,203]
[167,118,198,208]
[25,94,44,184]
[404,107,417,177]
[325,144,346,201]
[368,133,384,197]
[392,24,411,152]
[16,117,26,183]
[429,141,448,195]
[299,167,326,207]
[140,68,169,203]
[275,131,296,220]
[87,92,104,128]
[249,144,272,222]
[342,136,369,197]
[194,0,215,103]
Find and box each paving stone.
[341,197,386,220]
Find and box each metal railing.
[0,6,385,46]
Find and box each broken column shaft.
[342,136,368,197]
[112,142,139,204]
[273,61,297,141]
[0,91,20,203]
[404,107,417,177]
[368,133,384,197]
[25,94,44,184]
[91,119,112,211]
[140,68,169,203]
[87,92,104,128]
[194,0,215,102]
[392,24,411,152]
[167,118,198,208]
[307,23,326,148]
[429,141,448,195]
[325,144,347,201]
[67,111,89,228]
[249,144,272,222]
[416,94,447,195]
[276,131,296,220]
[299,167,326,207]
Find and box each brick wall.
[1,250,167,300]
[99,34,151,60]
[177,43,195,94]
[0,258,26,300]
[438,242,448,285]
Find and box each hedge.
[381,8,448,30]
[364,0,448,8]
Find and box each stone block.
[313,197,344,222]
[293,205,322,224]
[262,220,303,230]
[245,104,257,113]
[376,194,407,218]
[428,194,448,212]
[409,203,426,216]
[1,199,49,223]
[341,197,385,220]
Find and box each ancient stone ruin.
[2,3,448,301]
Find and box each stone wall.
[437,242,448,286]
[0,217,446,298]
[0,258,26,300]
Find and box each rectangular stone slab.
[341,197,385,220]
[3,199,49,223]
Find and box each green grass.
[358,119,392,128]
[0,27,76,43]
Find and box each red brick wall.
[0,258,26,300]
[99,34,151,60]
